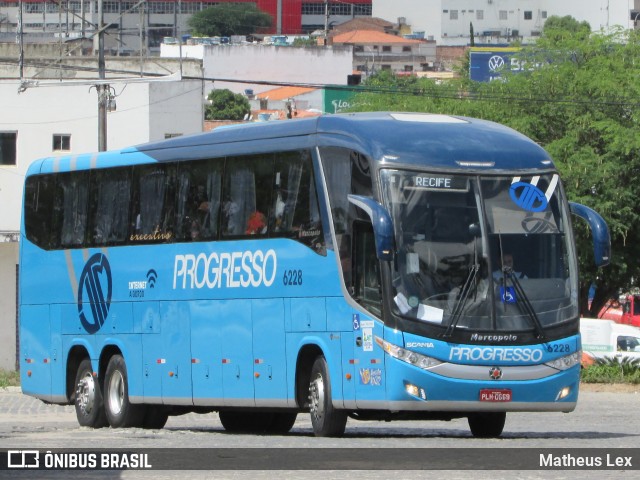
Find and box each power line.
[2,60,640,109]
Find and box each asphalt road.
[1,385,639,480]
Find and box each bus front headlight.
[375,336,441,370]
[545,351,581,371]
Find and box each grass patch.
[580,357,640,384]
[0,369,20,388]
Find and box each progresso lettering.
[449,346,544,363]
[173,249,277,289]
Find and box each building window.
[476,10,484,20]
[0,132,17,166]
[542,11,548,19]
[330,4,351,15]
[499,10,508,20]
[53,134,71,152]
[302,3,326,15]
[524,11,533,20]
[381,65,391,71]
[404,65,414,72]
[354,5,371,15]
[402,46,411,52]
[164,133,183,139]
[382,45,391,52]
[450,10,458,20]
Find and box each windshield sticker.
[509,175,559,212]
[500,286,517,304]
[417,304,444,324]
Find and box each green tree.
[349,24,640,316]
[188,3,272,37]
[205,89,250,121]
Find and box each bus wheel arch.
[67,345,91,404]
[295,344,324,408]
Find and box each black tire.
[268,412,297,434]
[74,358,108,428]
[142,406,169,429]
[468,412,506,438]
[219,411,274,433]
[103,354,145,428]
[308,356,347,437]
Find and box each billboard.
[469,47,522,82]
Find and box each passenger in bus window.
[493,253,527,281]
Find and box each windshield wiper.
[442,263,479,338]
[443,223,482,338]
[507,271,546,340]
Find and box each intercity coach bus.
[19,112,610,437]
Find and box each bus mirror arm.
[347,195,395,261]
[569,202,611,268]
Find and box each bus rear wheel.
[74,358,108,428]
[104,354,145,428]
[308,356,347,437]
[468,412,506,438]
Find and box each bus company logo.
[489,367,503,380]
[77,253,112,334]
[509,181,548,212]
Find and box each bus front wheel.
[468,412,506,438]
[74,358,108,428]
[104,354,145,428]
[308,356,347,437]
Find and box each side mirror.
[348,195,395,261]
[569,202,611,267]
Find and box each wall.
[0,243,17,370]
[162,44,354,95]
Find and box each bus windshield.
[381,170,578,333]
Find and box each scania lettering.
[19,113,609,438]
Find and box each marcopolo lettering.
[173,249,277,289]
[449,346,544,363]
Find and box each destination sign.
[411,175,468,191]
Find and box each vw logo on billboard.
[77,253,112,334]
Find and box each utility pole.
[17,0,23,79]
[97,0,107,151]
[323,0,329,46]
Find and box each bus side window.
[89,167,131,246]
[129,164,177,243]
[175,159,222,242]
[54,171,90,249]
[319,147,374,293]
[271,150,324,252]
[353,221,382,317]
[24,175,56,250]
[221,154,273,238]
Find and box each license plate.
[479,389,512,402]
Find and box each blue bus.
[19,112,609,437]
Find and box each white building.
[374,0,638,46]
[161,43,354,95]
[0,60,205,370]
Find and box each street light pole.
[97,0,107,151]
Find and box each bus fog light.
[404,382,427,400]
[556,386,571,400]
